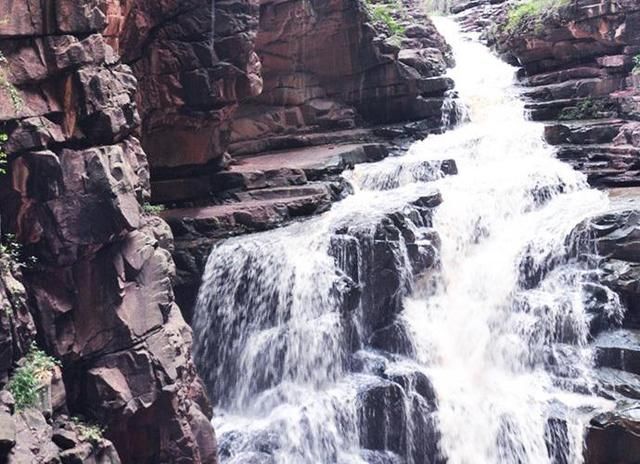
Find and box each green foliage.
[0,50,23,113]
[0,132,7,175]
[71,417,105,444]
[0,234,22,273]
[364,0,406,39]
[8,343,59,411]
[142,202,166,214]
[633,54,640,74]
[0,234,37,273]
[558,98,609,120]
[505,0,569,32]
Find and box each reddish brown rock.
[106,0,262,176]
[478,0,640,188]
[227,0,454,158]
[0,2,216,463]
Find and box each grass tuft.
[142,202,166,214]
[364,0,406,40]
[71,417,105,444]
[8,343,60,410]
[0,132,7,175]
[505,0,570,33]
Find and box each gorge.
[1,0,640,463]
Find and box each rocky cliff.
[143,0,458,321]
[454,0,640,188]
[0,1,215,462]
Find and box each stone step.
[553,143,640,187]
[228,143,389,181]
[234,185,334,202]
[525,97,617,121]
[522,76,625,102]
[524,66,606,87]
[555,143,640,161]
[228,128,379,156]
[595,329,640,376]
[594,367,640,401]
[545,119,625,145]
[585,405,640,464]
[161,184,334,240]
[150,143,389,204]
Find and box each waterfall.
[193,18,623,464]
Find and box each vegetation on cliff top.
[505,0,570,32]
[8,343,60,410]
[364,0,406,40]
[142,202,166,214]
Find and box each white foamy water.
[193,17,621,464]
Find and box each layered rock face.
[488,0,640,187]
[105,0,262,177]
[102,0,454,186]
[571,204,640,464]
[0,2,215,463]
[228,0,454,156]
[144,0,458,320]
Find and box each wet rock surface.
[572,205,640,463]
[194,188,446,463]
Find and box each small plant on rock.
[0,132,7,175]
[8,343,60,410]
[0,234,22,273]
[142,202,166,214]
[71,417,105,444]
[364,0,406,40]
[633,54,640,74]
[0,234,36,273]
[0,50,23,113]
[558,98,610,120]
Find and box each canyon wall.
[105,0,262,178]
[104,0,454,184]
[0,1,215,462]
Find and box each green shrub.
[142,202,166,214]
[633,54,640,74]
[505,0,569,32]
[558,98,609,120]
[0,234,22,273]
[71,417,105,444]
[0,51,23,112]
[0,234,36,273]
[364,0,406,39]
[0,132,7,175]
[8,343,60,410]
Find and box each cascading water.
[193,17,623,464]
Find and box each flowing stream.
[193,18,622,464]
